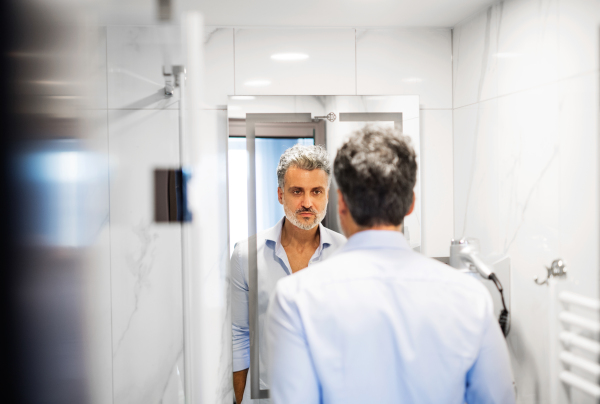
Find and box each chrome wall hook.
[534,259,567,285]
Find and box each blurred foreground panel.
[1,1,109,403]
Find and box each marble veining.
[109,109,184,404]
[113,222,158,358]
[452,3,501,108]
[500,147,557,254]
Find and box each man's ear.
[405,191,416,216]
[277,187,283,205]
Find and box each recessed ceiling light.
[402,78,422,83]
[231,96,256,100]
[271,53,309,61]
[244,80,271,87]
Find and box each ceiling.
[100,0,496,28]
[193,0,496,28]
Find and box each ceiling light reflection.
[402,78,422,83]
[231,96,256,100]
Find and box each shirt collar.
[340,230,410,253]
[264,217,333,255]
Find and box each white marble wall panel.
[452,7,499,108]
[496,84,560,404]
[556,72,599,300]
[234,29,356,95]
[453,1,600,402]
[558,0,600,79]
[420,110,453,257]
[107,25,183,110]
[108,109,184,404]
[454,83,560,403]
[552,71,600,404]
[453,99,500,255]
[356,29,452,109]
[497,0,559,96]
[204,27,234,107]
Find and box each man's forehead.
[284,167,328,187]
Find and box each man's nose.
[301,194,313,208]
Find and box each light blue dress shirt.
[266,230,515,404]
[231,217,346,402]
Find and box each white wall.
[452,0,600,402]
[96,24,454,404]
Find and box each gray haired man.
[231,144,346,403]
[266,127,514,404]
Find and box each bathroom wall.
[452,0,600,402]
[95,24,453,403]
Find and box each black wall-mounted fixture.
[154,168,192,223]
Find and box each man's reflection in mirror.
[231,145,347,403]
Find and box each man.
[231,144,346,403]
[266,127,515,404]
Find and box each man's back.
[266,231,514,404]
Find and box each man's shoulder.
[277,247,490,301]
[323,227,347,244]
[321,226,347,248]
[231,225,279,257]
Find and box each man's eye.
[293,190,301,194]
[314,190,322,195]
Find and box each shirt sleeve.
[266,279,320,404]
[465,299,515,404]
[231,244,250,372]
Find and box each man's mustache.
[295,207,317,214]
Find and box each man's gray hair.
[277,144,331,189]
[333,125,417,227]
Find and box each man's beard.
[283,201,328,230]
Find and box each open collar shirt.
[231,217,347,394]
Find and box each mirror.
[228,95,420,400]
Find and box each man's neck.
[345,223,401,238]
[280,218,320,248]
